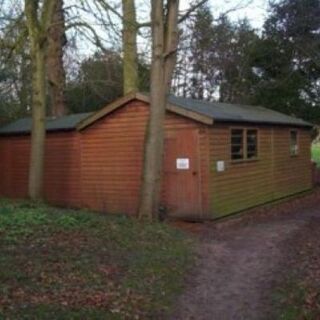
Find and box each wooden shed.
[0,93,313,219]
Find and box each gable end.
[76,92,213,131]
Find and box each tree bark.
[122,0,138,94]
[138,0,179,220]
[25,0,56,200]
[18,50,32,114]
[29,46,46,199]
[47,0,67,117]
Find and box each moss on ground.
[0,199,193,319]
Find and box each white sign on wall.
[216,160,225,172]
[176,158,190,170]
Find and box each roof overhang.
[76,92,213,131]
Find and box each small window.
[247,129,258,159]
[231,129,244,160]
[290,130,298,156]
[231,128,258,161]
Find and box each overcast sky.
[181,0,269,29]
[132,0,270,29]
[73,0,270,58]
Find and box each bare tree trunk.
[138,0,179,220]
[138,0,165,219]
[122,0,138,94]
[47,0,67,117]
[29,47,46,199]
[18,51,32,114]
[25,0,56,200]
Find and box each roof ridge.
[167,94,312,127]
[0,94,313,135]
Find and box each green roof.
[168,95,312,127]
[0,95,313,136]
[0,113,92,135]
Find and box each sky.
[73,0,271,59]
[181,0,269,29]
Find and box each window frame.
[289,129,299,157]
[230,127,259,163]
[231,128,245,161]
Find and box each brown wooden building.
[0,93,313,219]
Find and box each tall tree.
[122,0,138,94]
[25,0,56,200]
[66,51,124,113]
[217,18,258,104]
[47,0,67,117]
[138,0,180,220]
[251,0,320,121]
[86,0,139,94]
[188,4,215,100]
[65,50,150,113]
[0,4,32,120]
[173,8,259,104]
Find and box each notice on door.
[216,160,225,172]
[176,158,190,170]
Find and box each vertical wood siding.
[80,100,209,216]
[43,132,82,207]
[0,101,312,219]
[273,127,312,197]
[0,132,81,206]
[0,137,30,198]
[209,124,312,217]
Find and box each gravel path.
[170,192,320,320]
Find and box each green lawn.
[312,143,320,167]
[0,199,192,319]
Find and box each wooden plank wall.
[0,103,312,219]
[43,132,82,207]
[0,133,82,206]
[0,101,209,217]
[80,100,209,216]
[273,127,312,197]
[0,137,30,198]
[208,124,312,217]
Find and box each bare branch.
[217,0,254,20]
[138,21,151,28]
[178,0,255,24]
[94,0,123,20]
[66,21,107,52]
[178,0,209,24]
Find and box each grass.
[274,218,320,320]
[274,280,320,320]
[0,199,193,319]
[312,143,320,167]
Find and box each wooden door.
[162,129,202,218]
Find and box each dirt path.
[170,192,320,320]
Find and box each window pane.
[232,129,243,137]
[232,145,244,156]
[247,130,258,158]
[231,136,242,145]
[290,131,298,155]
[247,130,257,144]
[231,129,244,160]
